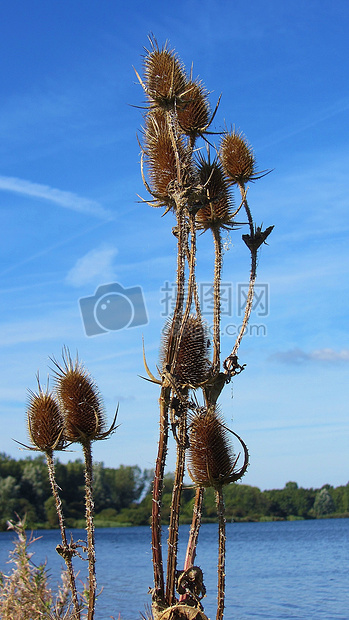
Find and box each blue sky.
[1,0,348,490]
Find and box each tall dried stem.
[165,212,198,604]
[180,486,205,602]
[212,226,223,371]
[46,451,81,620]
[224,184,257,373]
[165,404,188,605]
[152,386,170,603]
[216,487,226,620]
[82,442,96,620]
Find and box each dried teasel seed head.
[220,130,256,185]
[177,80,210,137]
[143,40,187,109]
[53,350,107,444]
[143,109,185,203]
[188,407,245,489]
[27,383,65,453]
[195,155,235,231]
[161,315,211,387]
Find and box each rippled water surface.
[0,518,348,619]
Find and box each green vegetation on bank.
[0,453,348,530]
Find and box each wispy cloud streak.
[0,175,112,219]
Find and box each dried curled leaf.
[157,604,209,620]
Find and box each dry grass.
[0,517,84,620]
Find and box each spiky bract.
[53,351,106,444]
[196,157,234,230]
[161,315,211,387]
[188,407,239,489]
[220,130,256,185]
[144,40,187,110]
[27,386,65,453]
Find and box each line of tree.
[0,453,348,530]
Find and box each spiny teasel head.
[177,80,210,137]
[143,39,187,110]
[161,315,212,387]
[52,349,110,444]
[26,382,65,453]
[187,407,248,489]
[143,109,186,205]
[220,130,257,185]
[195,155,235,231]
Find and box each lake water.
[0,519,348,619]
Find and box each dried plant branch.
[165,401,188,605]
[180,486,205,594]
[151,386,170,606]
[82,441,97,620]
[46,450,81,620]
[215,487,226,620]
[212,226,223,371]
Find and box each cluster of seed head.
[26,350,110,454]
[140,39,258,229]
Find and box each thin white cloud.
[270,347,349,364]
[0,175,112,219]
[66,244,118,287]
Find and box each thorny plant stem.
[166,404,188,605]
[212,227,223,371]
[216,488,226,620]
[173,211,197,362]
[239,182,254,237]
[179,486,205,602]
[165,205,186,369]
[165,212,197,604]
[224,185,257,375]
[184,233,201,320]
[167,111,182,185]
[83,442,96,620]
[151,386,170,602]
[46,451,81,620]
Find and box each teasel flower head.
[53,348,117,444]
[177,79,210,138]
[143,38,187,110]
[161,315,212,387]
[195,155,235,231]
[187,406,249,489]
[26,380,66,453]
[143,109,186,207]
[220,130,257,185]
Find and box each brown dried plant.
[187,408,248,620]
[52,348,117,620]
[23,382,81,620]
[137,36,273,620]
